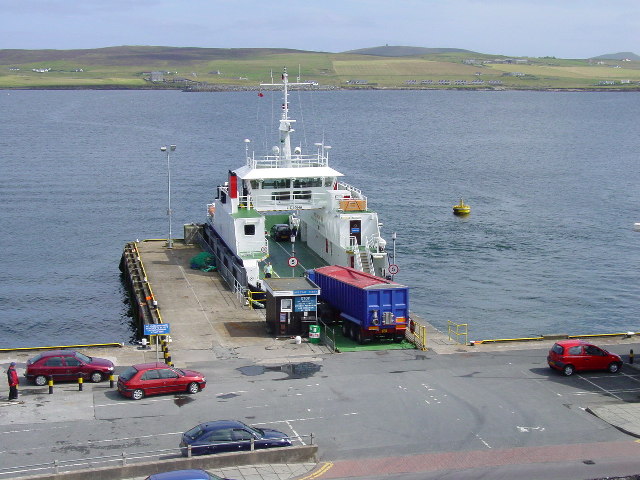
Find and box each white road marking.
[516,426,545,432]
[578,375,624,400]
[475,433,491,448]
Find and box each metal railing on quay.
[406,317,427,351]
[0,434,314,479]
[318,319,338,353]
[448,320,468,345]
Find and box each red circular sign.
[288,256,299,267]
[388,264,399,275]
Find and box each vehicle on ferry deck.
[117,362,206,400]
[180,420,291,456]
[270,223,291,241]
[25,350,114,385]
[547,339,622,376]
[145,469,232,480]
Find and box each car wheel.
[187,382,199,394]
[563,365,574,376]
[34,375,47,386]
[90,372,103,383]
[608,362,621,374]
[132,389,144,400]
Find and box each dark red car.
[547,339,623,376]
[117,362,206,400]
[25,350,115,385]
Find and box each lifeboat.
[453,198,471,216]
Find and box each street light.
[160,145,176,248]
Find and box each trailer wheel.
[350,323,358,340]
[355,328,365,345]
[342,321,350,337]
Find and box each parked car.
[25,350,114,385]
[270,223,291,241]
[145,470,231,480]
[117,362,206,400]
[547,339,623,376]
[180,420,291,456]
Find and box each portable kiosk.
[263,277,320,337]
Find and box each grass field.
[1,47,638,90]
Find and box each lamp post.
[160,145,176,248]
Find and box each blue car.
[145,470,231,480]
[180,419,292,456]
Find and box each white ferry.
[199,68,390,294]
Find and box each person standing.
[264,262,273,278]
[7,362,19,401]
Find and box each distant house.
[150,71,164,82]
[346,80,368,85]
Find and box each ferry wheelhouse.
[200,68,390,294]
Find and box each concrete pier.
[126,239,329,364]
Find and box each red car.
[117,363,206,400]
[547,339,623,376]
[25,350,115,385]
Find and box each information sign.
[295,296,317,312]
[144,323,170,336]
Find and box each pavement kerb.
[18,444,318,480]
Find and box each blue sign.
[144,323,170,335]
[295,296,317,312]
[293,289,319,295]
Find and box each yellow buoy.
[453,198,471,216]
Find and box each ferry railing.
[448,320,468,345]
[250,191,327,211]
[336,181,366,201]
[0,434,314,479]
[246,152,328,169]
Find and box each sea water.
[1,88,639,347]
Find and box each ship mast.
[261,67,313,164]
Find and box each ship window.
[250,180,260,189]
[244,224,256,236]
[293,190,312,200]
[263,179,290,189]
[293,178,322,188]
[272,191,290,201]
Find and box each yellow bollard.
[48,376,54,394]
[78,374,83,391]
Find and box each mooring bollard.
[78,374,83,391]
[109,374,115,388]
[48,375,54,394]
[630,349,634,364]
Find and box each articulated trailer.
[307,265,409,343]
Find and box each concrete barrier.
[20,445,317,480]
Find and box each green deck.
[262,236,328,279]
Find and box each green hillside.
[1,45,639,90]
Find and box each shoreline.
[2,84,639,93]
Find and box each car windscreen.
[184,424,205,440]
[28,354,43,365]
[75,352,92,363]
[118,366,139,381]
[551,344,564,354]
